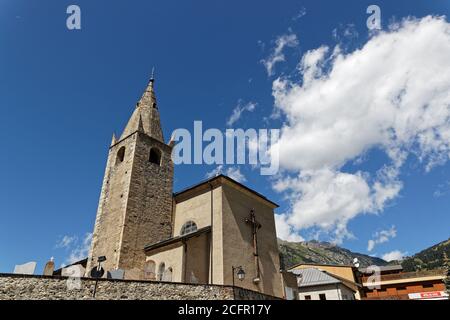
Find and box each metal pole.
[92,261,101,298]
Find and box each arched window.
[157,262,165,281]
[144,260,156,280]
[116,146,126,165]
[190,271,199,284]
[149,148,161,165]
[163,267,173,282]
[180,221,197,236]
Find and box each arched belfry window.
[149,148,162,165]
[157,262,165,281]
[116,146,125,165]
[180,221,197,236]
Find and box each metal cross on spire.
[151,67,155,80]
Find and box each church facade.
[86,77,284,298]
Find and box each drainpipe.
[182,239,187,282]
[209,182,214,284]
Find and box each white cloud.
[275,213,304,242]
[332,23,359,43]
[367,226,397,252]
[58,232,92,267]
[206,166,222,178]
[261,33,299,76]
[225,167,247,183]
[292,7,307,21]
[206,165,247,183]
[367,240,376,252]
[270,16,450,243]
[227,101,257,126]
[382,250,406,262]
[298,45,329,83]
[275,168,384,244]
[433,181,450,198]
[55,235,77,249]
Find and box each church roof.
[144,226,211,252]
[173,174,279,208]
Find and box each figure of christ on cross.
[246,209,262,282]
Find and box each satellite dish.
[353,258,360,268]
[90,266,105,278]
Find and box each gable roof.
[292,268,341,287]
[173,174,279,208]
[291,268,358,292]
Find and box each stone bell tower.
[86,75,174,276]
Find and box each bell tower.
[86,75,174,276]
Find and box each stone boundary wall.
[0,273,281,300]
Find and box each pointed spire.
[138,68,157,110]
[118,70,164,142]
[111,133,117,146]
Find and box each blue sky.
[0,0,449,273]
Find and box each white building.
[291,268,357,300]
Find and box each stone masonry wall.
[0,274,280,300]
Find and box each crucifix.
[245,209,262,282]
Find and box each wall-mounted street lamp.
[232,265,245,286]
[91,256,106,298]
[231,266,245,299]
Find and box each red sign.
[420,292,443,298]
[408,291,448,299]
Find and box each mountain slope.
[400,238,450,272]
[278,239,388,269]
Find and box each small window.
[116,146,125,165]
[319,294,327,300]
[163,267,173,282]
[149,148,161,165]
[304,295,311,300]
[157,262,165,281]
[423,283,434,288]
[144,260,156,280]
[180,221,197,235]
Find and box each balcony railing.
[361,269,446,284]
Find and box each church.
[85,75,284,298]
